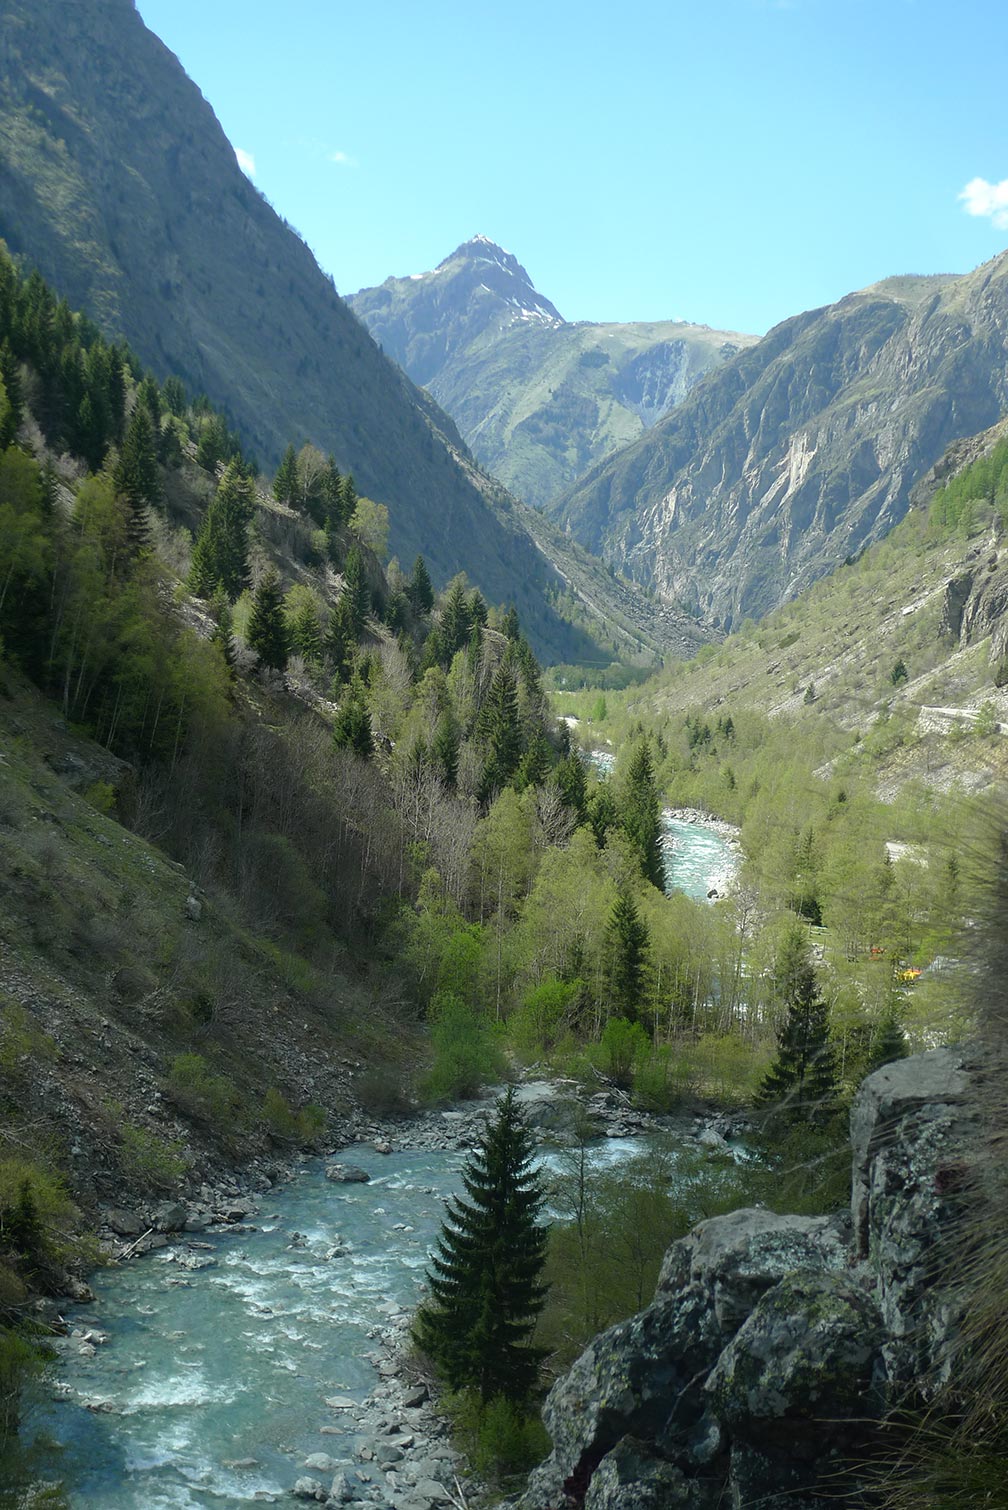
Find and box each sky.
[136,0,1008,336]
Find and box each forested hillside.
[0,0,648,666]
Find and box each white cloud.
[235,147,257,179]
[328,149,357,168]
[959,176,1008,230]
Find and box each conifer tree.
[209,586,236,676]
[247,568,288,671]
[332,676,373,759]
[115,400,159,556]
[288,595,323,664]
[468,588,488,628]
[756,924,838,1123]
[409,555,434,616]
[477,659,523,799]
[343,545,370,635]
[188,461,253,600]
[432,711,460,789]
[415,1088,547,1403]
[619,740,664,889]
[440,577,472,658]
[321,454,345,527]
[606,889,650,1022]
[273,443,298,506]
[325,595,355,682]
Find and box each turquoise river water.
[26,820,737,1506]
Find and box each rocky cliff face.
[0,2,617,663]
[350,240,755,510]
[557,262,1008,628]
[522,1048,974,1509]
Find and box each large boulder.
[849,1047,976,1385]
[583,1438,717,1510]
[707,1270,884,1505]
[658,1207,850,1333]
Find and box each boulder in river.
[325,1163,371,1183]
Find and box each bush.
[419,994,505,1104]
[445,1390,550,1482]
[117,1121,189,1188]
[166,1053,243,1131]
[631,1044,696,1111]
[595,1016,650,1087]
[355,1066,412,1117]
[508,977,582,1060]
[261,1087,325,1143]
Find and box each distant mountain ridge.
[554,257,1008,628]
[351,239,756,509]
[0,0,657,664]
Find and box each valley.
[1,2,1007,1508]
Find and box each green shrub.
[166,1053,243,1130]
[419,994,505,1104]
[82,781,116,814]
[631,1045,696,1111]
[261,1087,326,1143]
[508,977,582,1060]
[445,1389,550,1481]
[595,1016,650,1087]
[355,1066,412,1117]
[0,1158,79,1279]
[117,1121,189,1188]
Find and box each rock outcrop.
[521,1047,973,1509]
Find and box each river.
[27,818,738,1506]
[587,750,739,902]
[28,1138,655,1509]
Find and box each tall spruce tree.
[477,659,523,800]
[620,740,664,889]
[756,924,838,1123]
[606,889,650,1022]
[273,443,298,506]
[343,545,370,634]
[332,676,374,759]
[415,1088,547,1403]
[409,554,434,616]
[188,461,253,600]
[247,568,289,671]
[114,400,159,556]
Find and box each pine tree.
[115,400,159,556]
[332,677,373,759]
[432,712,460,789]
[756,924,838,1123]
[247,568,289,671]
[477,659,523,800]
[209,586,236,676]
[440,577,472,658]
[188,461,253,600]
[325,595,356,682]
[273,443,298,506]
[409,555,434,616]
[606,889,650,1022]
[501,605,521,642]
[415,1087,548,1403]
[620,740,664,889]
[343,545,370,634]
[288,596,323,664]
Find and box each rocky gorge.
[519,1046,974,1509]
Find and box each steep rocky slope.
[351,238,755,509]
[556,258,1008,628]
[0,0,638,665]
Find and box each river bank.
[34,1079,741,1509]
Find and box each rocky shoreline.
[45,1077,740,1509]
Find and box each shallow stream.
[31,1139,652,1509]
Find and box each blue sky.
[137,0,1008,335]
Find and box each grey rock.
[103,1207,143,1237]
[375,1443,404,1464]
[658,1207,849,1334]
[584,1439,714,1509]
[401,1385,429,1407]
[184,894,202,921]
[304,1454,339,1472]
[327,1470,355,1503]
[325,1164,371,1184]
[291,1478,325,1501]
[153,1201,188,1233]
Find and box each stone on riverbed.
[325,1164,371,1183]
[303,1453,339,1472]
[290,1476,325,1500]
